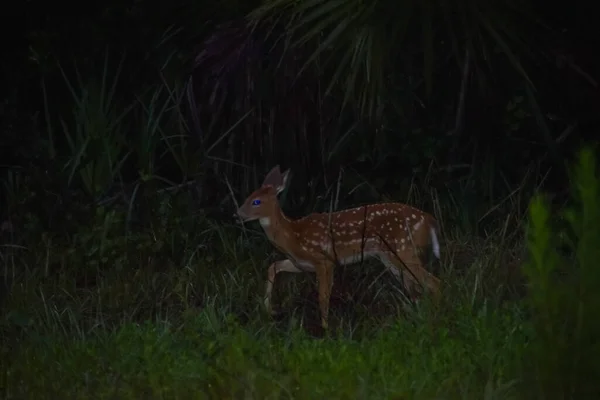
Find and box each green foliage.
[51,55,131,198]
[249,0,544,121]
[523,147,600,398]
[1,1,599,398]
[7,0,577,221]
[3,305,524,399]
[3,146,600,398]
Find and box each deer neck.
[259,204,295,250]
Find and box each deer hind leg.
[409,222,442,301]
[315,261,335,330]
[265,259,304,315]
[380,252,440,301]
[378,254,421,301]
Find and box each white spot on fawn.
[413,220,423,231]
[260,217,271,227]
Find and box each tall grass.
[522,147,600,399]
[1,52,599,398]
[2,147,599,398]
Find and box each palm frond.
[248,0,552,123]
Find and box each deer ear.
[262,165,281,187]
[276,169,290,195]
[262,165,290,195]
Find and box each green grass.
[2,149,600,399]
[2,306,525,399]
[1,199,527,399]
[0,208,529,400]
[4,13,598,398]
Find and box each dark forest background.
[2,0,599,225]
[1,0,600,398]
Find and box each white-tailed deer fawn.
[237,166,442,329]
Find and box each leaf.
[246,0,551,125]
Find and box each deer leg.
[408,222,443,300]
[378,255,415,302]
[402,259,441,301]
[265,259,303,315]
[381,253,440,302]
[315,262,335,330]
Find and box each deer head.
[237,165,290,223]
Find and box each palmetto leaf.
[249,0,549,122]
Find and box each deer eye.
[252,199,261,206]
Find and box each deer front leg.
[265,259,303,315]
[315,262,335,330]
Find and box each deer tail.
[430,223,440,259]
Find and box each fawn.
[237,166,442,329]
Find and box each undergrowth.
[1,148,599,398]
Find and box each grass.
[1,55,599,398]
[3,147,600,398]
[2,307,525,399]
[0,178,544,400]
[0,180,533,399]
